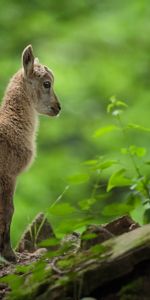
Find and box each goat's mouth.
[47,106,61,117]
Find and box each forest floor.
[0,250,46,299]
[1,214,150,300]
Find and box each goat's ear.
[22,45,34,77]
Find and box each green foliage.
[53,96,150,228]
[121,146,146,157]
[94,125,119,138]
[107,168,131,192]
[102,203,133,217]
[84,158,118,171]
[0,274,24,299]
[49,202,77,216]
[107,96,128,114]
[68,173,90,185]
[78,198,96,210]
[0,259,51,300]
[38,237,59,248]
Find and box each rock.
[103,215,140,236]
[80,215,139,251]
[16,212,55,253]
[81,224,113,250]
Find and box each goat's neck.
[1,71,38,137]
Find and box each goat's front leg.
[0,176,16,262]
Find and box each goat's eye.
[43,81,51,89]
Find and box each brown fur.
[0,45,61,261]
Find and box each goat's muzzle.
[47,101,61,117]
[51,104,61,116]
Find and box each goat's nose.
[58,102,61,111]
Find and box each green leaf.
[110,95,117,104]
[78,198,96,210]
[121,147,129,154]
[84,158,118,171]
[107,97,128,114]
[116,100,128,108]
[107,168,131,192]
[97,159,118,170]
[127,123,150,132]
[81,233,98,240]
[83,159,98,166]
[85,158,118,171]
[102,203,133,217]
[0,274,24,289]
[129,145,146,157]
[68,173,89,185]
[130,176,147,196]
[57,257,74,269]
[94,125,119,138]
[57,217,93,234]
[143,206,150,224]
[126,193,141,209]
[121,146,146,157]
[107,103,115,113]
[49,203,77,216]
[16,264,33,274]
[38,237,60,247]
[135,147,146,157]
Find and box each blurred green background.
[1,0,150,245]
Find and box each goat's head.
[22,45,61,117]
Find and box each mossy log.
[1,216,150,300]
[36,224,150,300]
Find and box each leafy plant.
[94,96,150,224]
[56,96,150,226]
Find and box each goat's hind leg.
[0,176,16,262]
[3,201,16,262]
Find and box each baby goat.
[0,45,61,261]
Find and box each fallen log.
[1,215,150,300]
